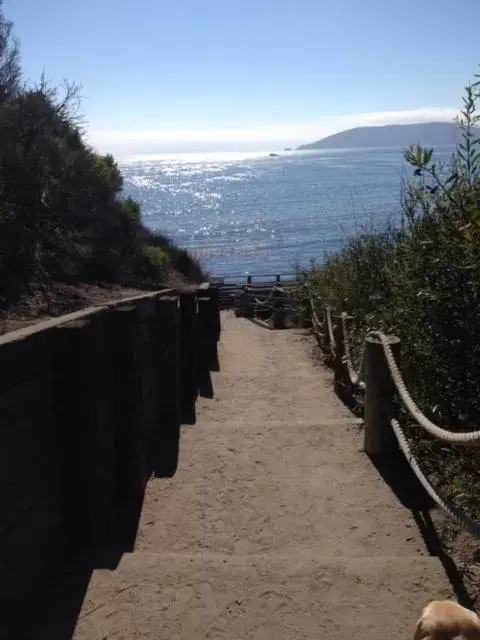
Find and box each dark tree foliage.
[0,0,21,102]
[0,4,205,302]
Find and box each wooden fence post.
[364,334,401,455]
[52,313,116,547]
[333,315,349,396]
[106,305,144,500]
[271,288,287,329]
[209,286,221,342]
[82,311,117,545]
[52,320,91,546]
[135,298,159,485]
[322,307,331,353]
[237,288,253,318]
[208,286,221,371]
[150,295,181,478]
[196,297,211,372]
[155,296,180,430]
[179,293,197,425]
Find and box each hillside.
[297,121,479,151]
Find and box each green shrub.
[141,245,169,280]
[119,196,141,226]
[298,72,480,519]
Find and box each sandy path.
[73,311,451,639]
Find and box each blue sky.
[5,0,479,155]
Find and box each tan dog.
[414,600,480,639]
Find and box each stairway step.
[137,419,429,560]
[192,418,364,428]
[51,552,451,640]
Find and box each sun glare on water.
[122,150,291,164]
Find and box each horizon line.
[86,106,459,155]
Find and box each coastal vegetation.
[296,73,480,533]
[0,2,204,327]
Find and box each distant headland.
[297,122,480,151]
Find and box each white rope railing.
[341,312,366,390]
[309,297,323,333]
[391,417,480,536]
[370,330,480,445]
[306,299,480,535]
[325,306,336,356]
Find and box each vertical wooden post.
[322,307,331,353]
[333,316,348,396]
[135,304,159,485]
[209,286,221,371]
[240,288,253,318]
[271,288,286,329]
[82,311,117,545]
[52,320,91,546]
[210,286,221,342]
[272,308,287,329]
[106,305,143,500]
[151,295,181,478]
[179,293,197,425]
[155,296,180,430]
[364,334,401,455]
[196,297,210,373]
[52,313,116,547]
[247,274,252,285]
[195,296,216,398]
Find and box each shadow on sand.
[369,442,474,609]
[29,422,182,640]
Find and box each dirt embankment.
[0,269,202,335]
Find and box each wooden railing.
[0,283,220,616]
[210,273,298,286]
[212,273,299,322]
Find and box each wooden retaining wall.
[0,283,220,622]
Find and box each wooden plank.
[135,318,159,449]
[0,501,65,631]
[0,374,59,532]
[197,297,219,371]
[0,369,65,629]
[52,313,120,546]
[179,294,197,425]
[197,282,210,293]
[155,296,180,431]
[107,306,146,498]
[51,319,94,545]
[83,312,117,545]
[139,387,159,446]
[0,329,52,394]
[134,297,157,323]
[0,288,174,346]
[151,296,181,478]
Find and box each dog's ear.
[413,615,431,640]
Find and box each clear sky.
[5,0,479,155]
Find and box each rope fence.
[309,297,480,537]
[223,281,303,328]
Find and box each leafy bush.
[141,245,169,281]
[298,73,480,519]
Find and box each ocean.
[120,146,455,278]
